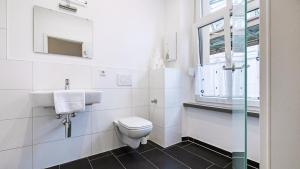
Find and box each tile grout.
[187,141,232,159]
[135,148,160,169]
[111,151,127,169]
[156,148,192,169]
[87,158,94,169]
[178,145,219,167]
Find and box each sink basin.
[31,90,102,108]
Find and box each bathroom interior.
[0,0,299,169]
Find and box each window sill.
[183,102,260,118]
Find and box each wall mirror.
[33,6,93,58]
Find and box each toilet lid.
[118,117,152,130]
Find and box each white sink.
[31,90,102,108]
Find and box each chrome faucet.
[65,79,70,90]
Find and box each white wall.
[183,108,260,162]
[269,0,300,168]
[0,0,164,168]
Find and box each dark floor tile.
[88,151,112,160]
[208,165,222,169]
[60,158,92,169]
[45,166,59,169]
[117,152,157,169]
[164,146,212,169]
[208,165,223,169]
[136,143,156,153]
[90,155,124,169]
[111,146,134,156]
[173,141,192,148]
[148,140,164,150]
[142,148,189,169]
[183,143,231,168]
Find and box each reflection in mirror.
[33,6,93,58]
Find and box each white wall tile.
[149,69,164,89]
[132,89,149,107]
[92,108,132,133]
[149,106,164,127]
[0,0,6,28]
[33,111,92,144]
[165,68,182,89]
[7,0,33,60]
[33,135,92,169]
[0,146,32,169]
[92,130,122,155]
[33,62,92,90]
[92,89,132,111]
[149,124,165,147]
[0,91,31,120]
[0,29,6,59]
[164,125,181,147]
[0,118,32,151]
[165,106,181,128]
[132,69,149,89]
[165,88,181,107]
[133,106,149,120]
[0,60,32,90]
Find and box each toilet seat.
[118,117,152,130]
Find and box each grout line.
[111,152,127,169]
[135,149,159,169]
[0,145,33,153]
[223,162,232,168]
[156,148,192,169]
[138,147,157,154]
[179,146,218,167]
[188,141,232,159]
[87,158,94,169]
[206,163,215,169]
[88,152,113,161]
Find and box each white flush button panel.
[117,74,132,86]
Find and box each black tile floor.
[46,140,259,169]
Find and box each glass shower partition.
[196,0,248,168]
[230,0,248,168]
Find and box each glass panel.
[201,0,226,17]
[198,19,228,98]
[231,0,247,168]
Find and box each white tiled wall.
[0,0,162,168]
[149,68,183,147]
[0,0,6,29]
[0,61,150,169]
[0,0,6,59]
[0,146,33,169]
[0,60,150,169]
[0,29,6,59]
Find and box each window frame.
[193,0,260,108]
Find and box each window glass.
[198,19,227,98]
[197,8,260,100]
[201,0,226,17]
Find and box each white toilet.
[113,117,153,149]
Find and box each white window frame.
[193,0,260,111]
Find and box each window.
[195,0,260,105]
